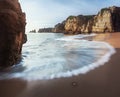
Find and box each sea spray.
[0,33,116,80]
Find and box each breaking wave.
[0,33,115,80]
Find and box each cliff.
[64,15,94,34]
[53,21,65,33]
[53,6,120,34]
[0,0,26,67]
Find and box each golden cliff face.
[91,8,113,33]
[64,15,92,34]
[54,6,120,34]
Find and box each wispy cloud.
[19,0,120,32]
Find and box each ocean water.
[0,33,115,80]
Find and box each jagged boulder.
[0,0,26,67]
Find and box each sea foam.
[0,33,116,80]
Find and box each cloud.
[19,0,120,32]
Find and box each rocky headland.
[53,6,120,34]
[0,0,26,67]
[29,29,36,33]
[38,28,53,33]
[53,21,66,33]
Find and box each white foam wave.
[23,42,115,80]
[54,42,116,78]
[27,42,116,80]
[0,33,116,80]
[56,33,96,41]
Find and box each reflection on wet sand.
[0,33,120,97]
[0,79,27,97]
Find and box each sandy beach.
[0,32,120,97]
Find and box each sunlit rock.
[53,6,120,34]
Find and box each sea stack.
[0,0,26,67]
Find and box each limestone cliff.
[64,15,94,34]
[53,21,65,33]
[0,0,26,67]
[53,6,120,34]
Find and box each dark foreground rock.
[0,0,26,67]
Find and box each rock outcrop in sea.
[53,6,120,34]
[29,29,36,33]
[0,0,26,67]
[38,28,53,33]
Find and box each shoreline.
[0,32,120,97]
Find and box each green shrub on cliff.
[67,16,76,20]
[100,8,110,15]
[84,15,94,21]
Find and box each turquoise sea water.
[0,33,115,80]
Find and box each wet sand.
[0,32,120,97]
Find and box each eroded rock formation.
[29,29,36,33]
[0,0,26,67]
[53,6,120,34]
[53,21,65,33]
[64,15,94,34]
[38,28,53,33]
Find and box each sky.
[19,0,120,32]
